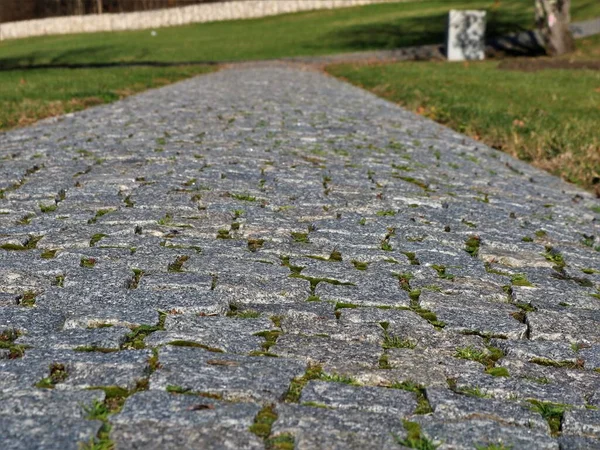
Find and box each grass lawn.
[327,35,600,190]
[0,66,214,130]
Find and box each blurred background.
[1,0,221,22]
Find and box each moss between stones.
[390,381,432,415]
[167,255,189,272]
[395,420,439,449]
[80,257,97,268]
[18,291,37,308]
[266,433,295,450]
[89,233,107,247]
[35,363,68,389]
[284,365,359,403]
[291,232,309,244]
[0,329,29,359]
[120,313,166,350]
[465,235,481,257]
[383,334,416,350]
[248,238,265,252]
[40,249,58,259]
[527,399,570,436]
[249,405,278,439]
[1,235,42,251]
[454,345,504,370]
[81,383,150,449]
[167,341,224,353]
[485,367,510,377]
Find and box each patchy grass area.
[0,65,214,131]
[327,35,600,190]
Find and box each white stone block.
[447,10,486,61]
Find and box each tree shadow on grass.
[0,45,220,72]
[316,13,451,52]
[316,10,544,57]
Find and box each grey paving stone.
[496,356,600,405]
[315,279,411,308]
[0,308,65,336]
[386,347,485,387]
[490,338,579,365]
[420,293,528,339]
[0,389,105,418]
[338,307,427,328]
[38,288,228,327]
[557,435,600,450]
[110,389,264,448]
[291,431,403,450]
[16,326,129,350]
[215,275,310,306]
[112,426,265,450]
[35,348,152,390]
[385,325,488,354]
[111,390,260,428]
[513,286,599,311]
[562,408,600,439]
[145,314,276,353]
[452,370,587,406]
[280,309,385,343]
[0,358,52,391]
[426,387,549,431]
[300,380,417,415]
[272,404,407,448]
[137,272,213,291]
[0,417,102,450]
[150,345,306,402]
[271,334,381,371]
[527,310,600,344]
[580,345,600,370]
[414,416,559,449]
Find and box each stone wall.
[0,0,400,41]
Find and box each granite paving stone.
[145,314,276,353]
[109,390,264,449]
[562,408,600,439]
[300,380,418,415]
[558,436,600,450]
[149,345,307,402]
[0,64,599,448]
[414,416,560,450]
[271,404,407,449]
[425,387,550,431]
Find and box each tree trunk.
[97,0,103,14]
[74,0,84,15]
[535,0,576,56]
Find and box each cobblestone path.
[1,66,599,449]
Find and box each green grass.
[0,65,214,130]
[0,66,213,131]
[327,34,600,190]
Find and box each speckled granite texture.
[1,66,599,449]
